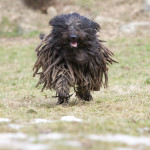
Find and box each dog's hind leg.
[55,75,70,104]
[76,85,93,101]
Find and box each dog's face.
[49,13,100,49]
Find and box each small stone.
[0,118,11,123]
[143,0,150,12]
[120,22,150,33]
[95,16,122,23]
[47,7,57,17]
[29,118,52,124]
[61,116,82,122]
[62,5,80,14]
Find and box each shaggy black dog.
[33,13,117,104]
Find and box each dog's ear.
[49,16,62,27]
[49,15,66,28]
[91,21,100,31]
[49,18,55,26]
[49,15,69,30]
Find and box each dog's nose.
[70,35,77,40]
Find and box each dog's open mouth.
[70,42,78,48]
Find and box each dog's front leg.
[76,85,93,101]
[55,75,70,104]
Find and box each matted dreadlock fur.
[33,13,117,104]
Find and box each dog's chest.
[64,49,90,64]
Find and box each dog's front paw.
[56,96,68,105]
[82,94,93,101]
[84,94,93,101]
[56,97,65,105]
[57,94,73,105]
[76,92,93,101]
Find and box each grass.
[0,17,22,37]
[0,36,150,150]
[0,17,40,38]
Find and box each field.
[0,35,150,150]
[0,0,150,149]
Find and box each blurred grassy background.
[0,0,150,150]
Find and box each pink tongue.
[70,42,77,47]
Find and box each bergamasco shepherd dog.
[33,12,117,104]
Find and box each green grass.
[76,0,94,9]
[0,17,21,37]
[0,17,40,38]
[0,37,150,150]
